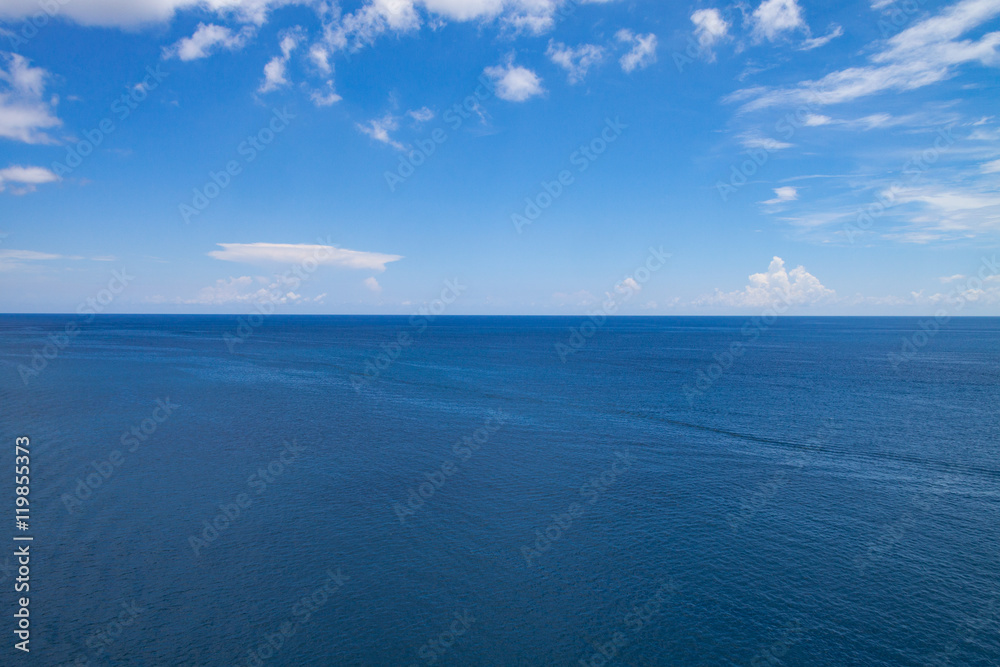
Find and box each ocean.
[1,315,998,666]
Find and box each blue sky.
[0,0,998,314]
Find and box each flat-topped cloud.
[208,242,403,272]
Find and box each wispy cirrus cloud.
[730,0,1000,112]
[357,113,405,150]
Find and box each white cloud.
[324,0,614,50]
[309,44,332,75]
[0,248,87,272]
[310,81,342,107]
[752,0,806,42]
[163,23,253,61]
[940,274,966,283]
[981,158,1000,173]
[691,8,729,60]
[483,58,545,102]
[0,54,60,144]
[208,242,403,271]
[887,186,1000,236]
[547,40,605,83]
[740,133,792,150]
[697,256,836,307]
[0,249,65,261]
[616,29,658,73]
[731,0,1000,111]
[0,0,288,28]
[357,113,405,149]
[799,24,843,50]
[618,276,641,293]
[0,165,59,194]
[258,29,303,94]
[803,113,832,126]
[181,275,320,305]
[761,186,798,205]
[407,106,434,122]
[364,276,382,293]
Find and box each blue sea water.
[0,315,998,666]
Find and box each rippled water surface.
[1,315,998,666]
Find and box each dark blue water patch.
[0,315,998,665]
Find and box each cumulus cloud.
[730,0,1000,111]
[323,0,611,51]
[364,276,382,293]
[691,8,729,59]
[618,276,641,293]
[483,58,545,102]
[752,0,806,42]
[0,165,59,194]
[616,29,658,72]
[0,53,60,144]
[308,44,332,74]
[258,30,303,94]
[697,256,836,307]
[207,242,403,271]
[163,23,253,61]
[761,186,798,205]
[407,106,434,122]
[177,275,328,305]
[546,40,605,83]
[357,113,405,149]
[310,81,342,107]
